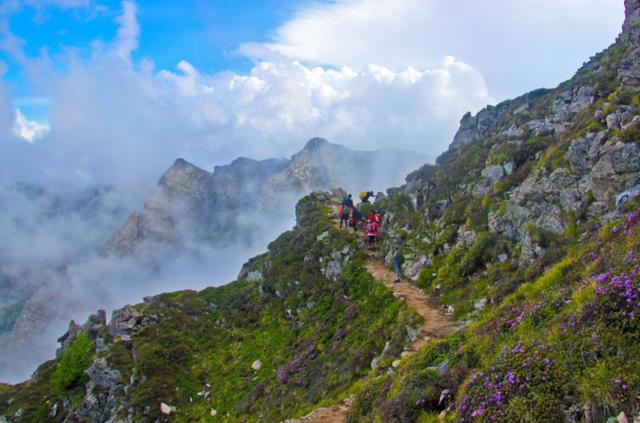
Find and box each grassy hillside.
[349,208,640,422]
[0,192,419,422]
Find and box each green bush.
[51,333,94,393]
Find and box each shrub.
[51,333,94,393]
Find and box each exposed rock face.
[105,156,289,255]
[105,139,425,257]
[261,138,427,214]
[381,0,640,292]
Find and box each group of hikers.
[338,191,383,246]
[338,191,404,282]
[339,191,406,283]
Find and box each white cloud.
[113,1,138,61]
[12,108,49,142]
[263,0,624,99]
[0,1,492,192]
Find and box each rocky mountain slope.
[0,139,424,384]
[4,1,640,422]
[347,0,640,420]
[0,192,419,422]
[106,138,426,256]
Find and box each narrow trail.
[285,204,457,423]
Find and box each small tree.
[51,332,94,393]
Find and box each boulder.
[85,357,121,389]
[481,165,505,182]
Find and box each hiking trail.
[284,203,458,423]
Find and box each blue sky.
[1,0,306,120]
[0,0,626,189]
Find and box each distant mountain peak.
[303,137,331,150]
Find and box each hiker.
[352,209,363,231]
[391,249,404,282]
[359,191,376,203]
[342,194,354,209]
[374,212,382,244]
[366,219,377,248]
[339,204,351,228]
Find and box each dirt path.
[284,204,457,423]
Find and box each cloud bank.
[265,0,624,99]
[1,1,493,194]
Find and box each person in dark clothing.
[352,209,363,231]
[359,191,376,203]
[340,205,351,228]
[342,194,354,209]
[391,250,404,283]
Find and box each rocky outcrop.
[104,156,289,255]
[261,138,427,214]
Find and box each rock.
[406,326,420,341]
[503,162,515,175]
[607,113,621,130]
[246,271,262,282]
[527,119,556,136]
[316,231,329,241]
[392,360,401,368]
[85,357,121,388]
[404,254,429,281]
[481,165,505,182]
[451,107,500,148]
[108,305,143,337]
[498,253,509,263]
[251,359,262,371]
[439,389,452,406]
[457,227,476,249]
[436,359,450,375]
[160,402,175,415]
[472,178,493,197]
[473,298,488,311]
[370,357,380,370]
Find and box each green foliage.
[51,333,94,393]
[620,119,640,143]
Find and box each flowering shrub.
[457,342,566,421]
[592,210,640,331]
[480,301,545,336]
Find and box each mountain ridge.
[3,1,640,422]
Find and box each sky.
[0,0,626,192]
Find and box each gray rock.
[246,271,263,282]
[108,305,143,338]
[607,113,621,130]
[481,165,505,182]
[503,162,515,175]
[527,119,556,136]
[85,357,121,389]
[404,254,429,281]
[427,359,450,376]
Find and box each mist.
[0,1,464,382]
[0,179,297,383]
